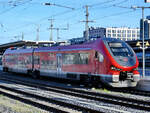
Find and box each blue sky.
[0,0,150,44]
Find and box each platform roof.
[0,40,56,55]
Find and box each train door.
[94,51,104,74]
[95,51,99,74]
[56,53,62,77]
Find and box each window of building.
[127,30,131,33]
[132,34,135,37]
[122,34,126,37]
[122,30,126,33]
[117,34,121,37]
[108,34,111,37]
[132,30,135,33]
[112,30,116,33]
[113,34,116,37]
[108,30,111,33]
[117,30,121,33]
[127,34,131,37]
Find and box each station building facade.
[140,16,150,40]
[84,27,140,41]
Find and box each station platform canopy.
[0,40,56,55]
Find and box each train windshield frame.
[108,42,133,57]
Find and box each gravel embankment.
[0,95,48,113]
[0,78,148,113]
[0,70,150,113]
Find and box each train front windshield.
[108,42,133,57]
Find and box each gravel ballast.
[0,95,48,113]
[1,72,150,113]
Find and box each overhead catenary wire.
[0,0,32,15]
[5,5,83,35]
[2,0,117,32]
[95,10,136,21]
[2,0,126,33]
[90,0,117,7]
[56,0,130,31]
[6,9,76,32]
[0,0,142,42]
[4,1,79,32]
[12,9,137,41]
[90,0,129,10]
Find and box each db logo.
[123,58,128,62]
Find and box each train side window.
[98,53,104,62]
[95,51,103,62]
[62,53,88,65]
[79,53,88,64]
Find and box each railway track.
[0,74,150,112]
[0,86,69,113]
[106,87,150,97]
[0,76,106,113]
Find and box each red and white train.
[2,38,140,87]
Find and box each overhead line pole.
[36,25,40,41]
[21,32,24,40]
[85,5,89,41]
[48,19,54,41]
[56,26,69,42]
[48,23,69,42]
[54,26,69,42]
[80,5,94,41]
[142,7,145,78]
[132,6,150,77]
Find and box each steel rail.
[0,80,104,113]
[0,87,69,113]
[106,87,150,97]
[0,75,150,112]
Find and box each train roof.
[3,38,125,54]
[35,38,125,52]
[102,37,124,42]
[34,39,100,52]
[4,48,34,54]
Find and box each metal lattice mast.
[80,5,94,41]
[36,25,40,41]
[48,19,54,41]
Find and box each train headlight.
[111,66,122,71]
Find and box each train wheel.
[32,70,40,79]
[27,70,32,76]
[3,67,8,72]
[2,67,5,72]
